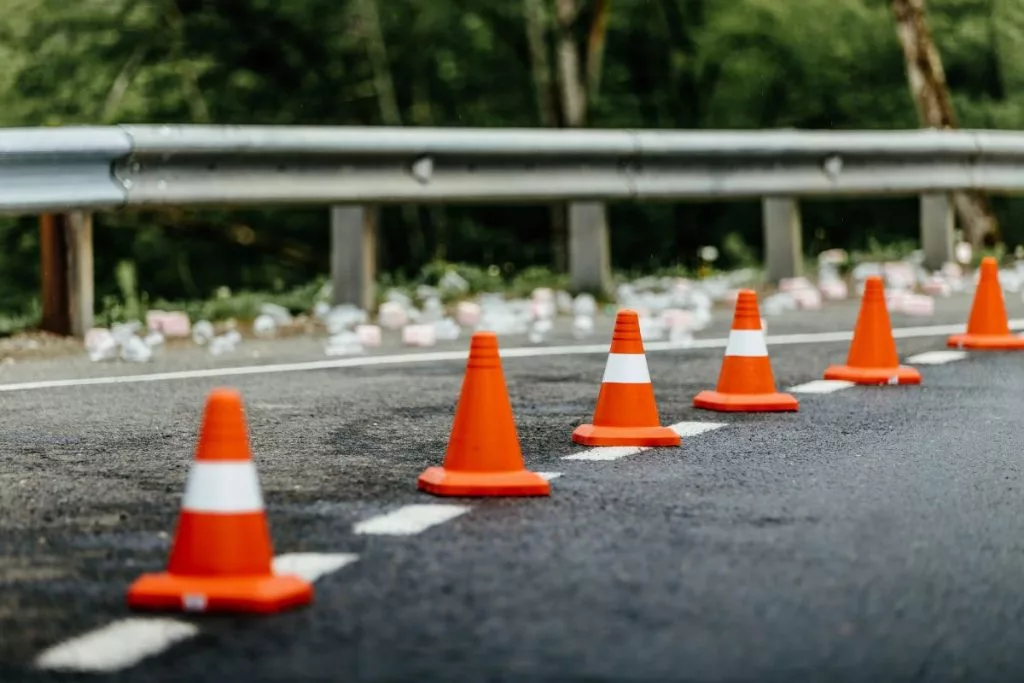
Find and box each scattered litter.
[192,320,215,346]
[252,314,277,338]
[355,324,382,348]
[325,331,364,356]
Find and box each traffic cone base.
[126,388,313,615]
[694,290,797,413]
[417,332,549,498]
[418,466,550,497]
[825,275,920,387]
[823,364,921,385]
[692,389,798,413]
[571,423,680,447]
[575,309,677,447]
[947,332,1024,351]
[127,573,312,614]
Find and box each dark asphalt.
[3,295,1024,681]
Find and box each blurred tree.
[0,0,1023,318]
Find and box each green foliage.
[2,0,1024,323]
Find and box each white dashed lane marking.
[788,379,856,394]
[34,553,358,673]
[353,504,470,536]
[562,421,727,461]
[272,552,360,581]
[35,618,198,673]
[905,350,968,365]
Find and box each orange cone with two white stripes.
[572,309,680,447]
[127,388,312,614]
[693,290,798,412]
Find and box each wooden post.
[39,212,94,337]
[330,205,378,311]
[39,213,71,335]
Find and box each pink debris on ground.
[661,308,694,331]
[791,287,822,310]
[818,280,848,300]
[455,301,481,327]
[378,301,409,330]
[899,294,935,316]
[402,324,436,347]
[778,276,814,293]
[145,310,191,337]
[921,276,952,297]
[355,324,382,347]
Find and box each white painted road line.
[788,379,856,394]
[538,471,563,480]
[2,319,1019,393]
[353,504,470,536]
[35,618,198,673]
[670,421,729,438]
[906,350,968,365]
[564,445,646,462]
[563,421,727,461]
[35,552,358,673]
[272,552,360,582]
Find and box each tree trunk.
[890,0,999,247]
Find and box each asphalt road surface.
[3,293,1024,682]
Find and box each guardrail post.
[568,202,612,295]
[762,197,803,283]
[39,211,94,337]
[920,193,954,270]
[330,205,378,311]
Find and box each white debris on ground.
[83,243,1024,362]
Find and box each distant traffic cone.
[824,276,921,385]
[947,256,1024,350]
[572,309,680,446]
[693,290,798,412]
[127,389,312,614]
[418,332,550,496]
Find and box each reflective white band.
[181,462,264,513]
[601,353,651,384]
[724,329,767,357]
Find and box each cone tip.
[470,331,499,348]
[205,387,244,408]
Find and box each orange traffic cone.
[824,276,921,385]
[418,332,550,497]
[693,290,798,412]
[947,256,1024,350]
[127,388,312,614]
[572,309,680,446]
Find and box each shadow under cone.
[824,276,920,385]
[418,332,550,497]
[572,309,680,446]
[693,290,798,412]
[127,388,312,614]
[947,256,1024,350]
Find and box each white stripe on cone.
[181,461,264,513]
[723,329,768,357]
[601,353,652,384]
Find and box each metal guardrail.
[0,124,1010,337]
[4,125,1024,214]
